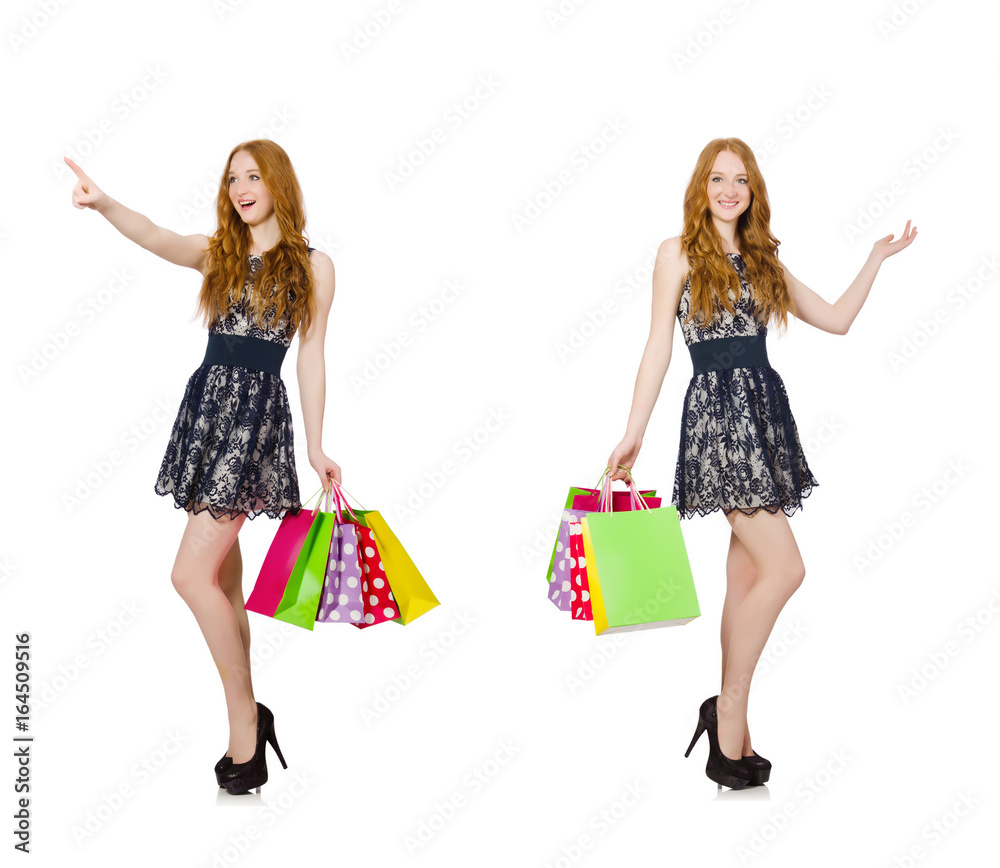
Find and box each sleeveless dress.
[671,252,818,519]
[154,250,312,521]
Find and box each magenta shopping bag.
[245,488,324,618]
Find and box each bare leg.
[170,506,258,764]
[715,507,805,761]
[218,536,256,710]
[720,527,758,756]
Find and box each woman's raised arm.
[66,156,209,274]
[783,220,917,335]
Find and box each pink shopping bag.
[245,488,325,618]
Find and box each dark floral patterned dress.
[672,252,818,519]
[154,250,313,521]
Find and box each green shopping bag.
[545,465,656,584]
[272,490,338,631]
[580,475,700,635]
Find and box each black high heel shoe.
[219,702,287,795]
[742,750,771,786]
[215,754,232,787]
[684,695,751,790]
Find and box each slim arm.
[784,221,917,335]
[783,251,882,336]
[607,239,686,480]
[296,253,336,456]
[94,197,208,271]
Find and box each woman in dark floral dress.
[607,137,916,789]
[68,140,339,794]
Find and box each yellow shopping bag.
[361,510,439,624]
[328,481,439,626]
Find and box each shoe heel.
[267,724,287,770]
[684,717,707,758]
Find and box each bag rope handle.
[594,466,652,513]
[301,480,366,522]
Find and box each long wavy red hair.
[679,138,791,334]
[195,140,316,338]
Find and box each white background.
[3,0,998,865]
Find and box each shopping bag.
[546,487,593,585]
[329,481,440,626]
[547,510,578,611]
[316,520,366,625]
[245,487,325,619]
[572,490,661,511]
[353,522,399,628]
[568,520,593,620]
[546,467,658,584]
[313,484,401,628]
[581,476,700,635]
[547,468,658,616]
[355,511,438,624]
[271,491,338,631]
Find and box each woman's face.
[706,150,750,227]
[227,150,274,225]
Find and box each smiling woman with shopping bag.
[605,137,916,790]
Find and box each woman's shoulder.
[658,237,693,272]
[657,236,685,260]
[657,236,692,288]
[306,247,333,267]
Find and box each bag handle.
[328,479,361,522]
[321,485,343,523]
[303,486,326,516]
[595,464,635,487]
[595,466,612,488]
[626,477,652,512]
[302,481,364,522]
[595,467,652,513]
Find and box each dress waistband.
[687,334,770,376]
[201,332,288,376]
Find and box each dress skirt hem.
[153,362,302,522]
[671,364,819,521]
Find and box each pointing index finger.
[64,156,88,182]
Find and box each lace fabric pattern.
[153,253,307,521]
[671,253,818,519]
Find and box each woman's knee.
[172,509,245,598]
[170,558,211,599]
[785,557,806,594]
[170,562,194,598]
